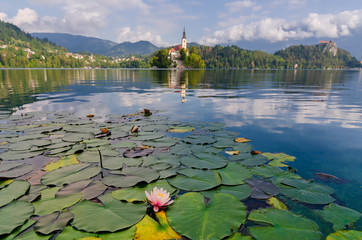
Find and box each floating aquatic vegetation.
[0,110,360,239]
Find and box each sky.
[0,0,362,47]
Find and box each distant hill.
[31,32,118,55]
[108,41,159,56]
[229,30,362,61]
[275,42,361,69]
[31,32,159,56]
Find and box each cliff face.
[320,41,338,56]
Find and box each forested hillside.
[0,21,119,68]
[196,44,361,69]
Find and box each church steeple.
[181,27,187,50]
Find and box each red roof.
[174,45,182,51]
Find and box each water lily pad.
[33,193,82,215]
[201,184,251,200]
[103,156,143,169]
[168,126,194,133]
[111,141,137,149]
[182,135,216,145]
[180,153,228,170]
[44,155,79,171]
[56,180,107,200]
[143,137,178,148]
[112,179,176,202]
[34,211,74,235]
[57,226,136,240]
[217,162,252,185]
[315,203,361,230]
[244,178,280,200]
[262,152,296,167]
[131,132,165,141]
[42,163,101,186]
[248,208,321,240]
[102,166,159,188]
[325,230,362,240]
[239,154,268,166]
[0,162,33,178]
[169,143,192,155]
[134,210,182,240]
[168,168,221,191]
[167,192,246,240]
[123,147,154,158]
[280,178,334,204]
[251,165,285,178]
[71,193,146,232]
[0,201,34,235]
[0,180,30,207]
[266,197,288,210]
[1,219,36,240]
[83,139,110,148]
[0,150,43,160]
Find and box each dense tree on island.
[150,49,172,68]
[181,47,205,68]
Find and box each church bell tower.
[181,27,187,50]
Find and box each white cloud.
[0,12,8,21]
[117,26,165,46]
[12,8,38,26]
[200,9,362,45]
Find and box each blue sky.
[1,0,361,47]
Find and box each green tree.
[150,49,171,68]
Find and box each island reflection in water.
[0,68,362,212]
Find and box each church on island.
[168,28,187,62]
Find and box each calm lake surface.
[1,69,362,212]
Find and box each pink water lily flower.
[145,187,174,212]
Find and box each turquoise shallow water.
[1,68,362,213]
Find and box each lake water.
[1,68,362,213]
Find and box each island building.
[169,28,187,62]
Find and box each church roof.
[174,45,182,51]
[182,27,186,39]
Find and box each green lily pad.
[245,178,280,200]
[76,151,102,163]
[143,137,178,148]
[1,219,36,240]
[239,154,268,166]
[217,162,252,185]
[167,192,246,240]
[71,193,146,232]
[251,165,285,178]
[111,141,137,149]
[201,184,252,200]
[168,168,221,191]
[8,141,33,151]
[180,153,228,170]
[123,147,154,158]
[190,145,222,154]
[168,126,195,133]
[315,203,361,230]
[112,179,177,202]
[248,208,321,240]
[226,233,253,240]
[41,163,101,186]
[142,154,180,168]
[0,150,42,161]
[182,135,216,145]
[325,230,362,240]
[103,156,143,169]
[57,225,136,240]
[34,211,74,235]
[169,143,192,155]
[33,193,82,215]
[280,178,335,204]
[131,132,165,141]
[0,201,34,235]
[262,152,296,167]
[56,180,107,200]
[0,162,33,179]
[83,139,110,148]
[0,180,30,207]
[102,166,159,188]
